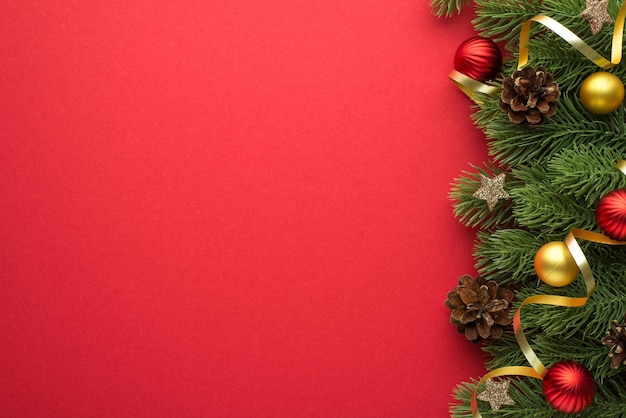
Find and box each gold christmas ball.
[534,241,579,287]
[579,72,624,114]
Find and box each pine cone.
[498,66,561,125]
[601,313,626,369]
[445,275,513,342]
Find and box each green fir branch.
[480,95,626,168]
[450,164,516,229]
[547,145,626,204]
[510,182,595,232]
[472,0,544,48]
[518,259,626,338]
[440,0,626,414]
[473,229,537,285]
[482,332,528,370]
[430,0,472,18]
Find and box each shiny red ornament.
[596,188,626,241]
[453,36,503,82]
[542,361,596,414]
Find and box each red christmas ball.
[542,361,596,414]
[596,188,626,241]
[453,36,503,82]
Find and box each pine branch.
[547,145,626,204]
[482,332,528,370]
[440,0,626,414]
[430,0,472,18]
[473,229,537,285]
[450,164,515,229]
[480,94,626,168]
[521,259,626,339]
[510,182,595,232]
[472,0,544,48]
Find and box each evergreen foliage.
[434,0,626,415]
[430,0,473,18]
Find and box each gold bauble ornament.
[533,241,579,287]
[579,72,624,114]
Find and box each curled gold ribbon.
[449,70,500,103]
[518,3,626,70]
[617,159,626,176]
[512,229,623,380]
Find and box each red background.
[1,2,489,417]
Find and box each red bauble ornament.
[454,36,503,82]
[596,188,626,241]
[542,361,596,414]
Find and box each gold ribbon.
[454,2,626,101]
[449,70,500,102]
[617,159,626,176]
[471,162,626,416]
[518,4,626,70]
[511,229,623,380]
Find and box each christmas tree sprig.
[430,0,472,18]
[436,0,626,415]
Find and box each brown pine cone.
[601,313,626,369]
[498,66,561,125]
[445,275,513,342]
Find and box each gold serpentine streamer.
[617,159,626,175]
[448,70,500,102]
[453,2,626,102]
[470,163,626,417]
[518,4,626,70]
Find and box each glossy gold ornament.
[579,72,624,114]
[534,241,579,287]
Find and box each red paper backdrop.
[1,1,489,417]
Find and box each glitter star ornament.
[473,173,510,210]
[580,0,613,35]
[477,378,516,411]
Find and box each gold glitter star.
[477,378,516,412]
[580,0,613,35]
[473,173,510,211]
